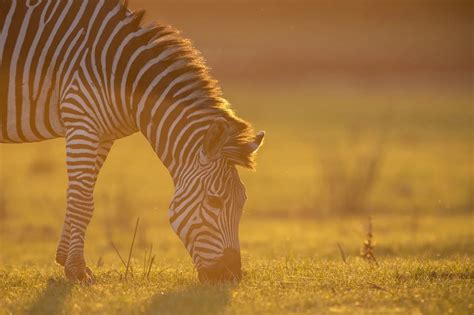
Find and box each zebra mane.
[121,3,258,169]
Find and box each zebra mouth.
[197,249,242,283]
[197,265,242,283]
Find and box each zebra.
[0,0,264,283]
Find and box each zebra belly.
[0,86,65,144]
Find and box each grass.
[1,0,472,311]
[2,258,472,314]
[1,215,473,314]
[0,81,472,314]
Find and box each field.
[1,213,473,314]
[1,0,473,314]
[1,83,472,314]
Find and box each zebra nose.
[197,248,242,283]
[218,248,242,282]
[221,248,241,274]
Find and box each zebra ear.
[203,117,230,160]
[249,131,265,153]
[226,130,265,169]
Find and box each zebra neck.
[139,97,221,183]
[118,14,227,181]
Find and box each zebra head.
[168,117,264,283]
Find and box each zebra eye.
[207,195,223,209]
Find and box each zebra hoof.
[82,267,96,285]
[64,260,96,285]
[55,253,68,266]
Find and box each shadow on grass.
[28,278,72,315]
[146,283,233,315]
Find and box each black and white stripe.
[0,0,264,282]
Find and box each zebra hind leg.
[62,128,113,284]
[54,140,113,268]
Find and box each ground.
[1,215,472,314]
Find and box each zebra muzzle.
[197,248,242,283]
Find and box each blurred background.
[0,0,472,265]
[126,0,472,217]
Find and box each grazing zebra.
[0,0,264,283]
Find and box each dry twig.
[360,216,378,265]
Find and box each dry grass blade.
[125,217,140,280]
[143,244,154,278]
[143,246,147,272]
[96,256,104,268]
[147,244,153,270]
[367,281,391,293]
[146,255,155,279]
[110,241,127,269]
[156,266,171,276]
[337,243,347,264]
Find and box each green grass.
[2,258,473,315]
[1,215,473,314]
[0,83,472,314]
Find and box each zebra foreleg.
[55,215,71,266]
[55,140,114,268]
[61,128,113,284]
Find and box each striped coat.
[0,0,264,283]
